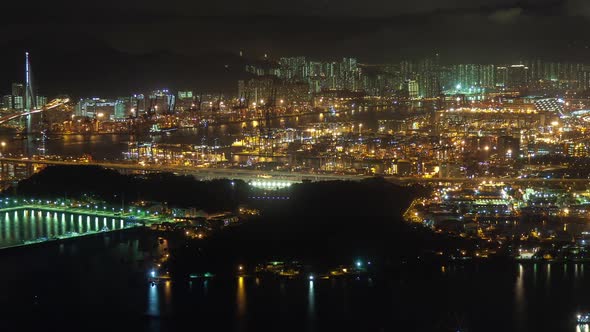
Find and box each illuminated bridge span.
[0,158,373,183]
[0,98,69,125]
[0,52,69,126]
[2,157,589,185]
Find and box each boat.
[150,124,178,134]
[578,313,590,324]
[189,272,215,279]
[101,226,109,232]
[199,119,214,127]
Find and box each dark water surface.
[0,230,589,331]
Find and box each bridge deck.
[0,157,588,184]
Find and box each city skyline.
[5,2,590,331]
[4,50,590,99]
[4,1,590,97]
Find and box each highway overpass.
[1,157,589,186]
[0,158,372,183]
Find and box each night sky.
[2,0,590,97]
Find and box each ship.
[13,133,27,140]
[578,313,590,324]
[149,124,178,134]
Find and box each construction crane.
[233,90,250,113]
[210,92,223,112]
[189,93,202,113]
[144,95,158,120]
[134,97,141,118]
[258,87,276,157]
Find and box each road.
[0,98,69,124]
[0,157,371,182]
[387,176,590,184]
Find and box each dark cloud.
[488,7,523,23]
[2,0,565,17]
[566,0,590,17]
[1,0,590,96]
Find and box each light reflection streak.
[515,264,526,330]
[237,276,246,318]
[308,280,316,320]
[146,283,159,317]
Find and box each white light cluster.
[249,181,293,189]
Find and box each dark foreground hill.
[9,165,471,274]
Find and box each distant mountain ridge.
[0,38,249,98]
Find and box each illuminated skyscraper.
[578,70,590,91]
[4,83,25,110]
[341,57,358,90]
[400,60,414,80]
[480,65,495,88]
[507,65,528,89]
[279,57,307,82]
[495,66,508,87]
[11,83,24,97]
[2,95,13,109]
[35,96,47,108]
[403,80,419,99]
[417,54,440,98]
[454,64,480,89]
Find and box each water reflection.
[0,209,128,248]
[146,283,159,317]
[308,280,316,324]
[164,280,172,313]
[515,264,526,330]
[5,212,9,240]
[546,263,551,288]
[14,210,19,242]
[236,276,247,331]
[237,276,246,317]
